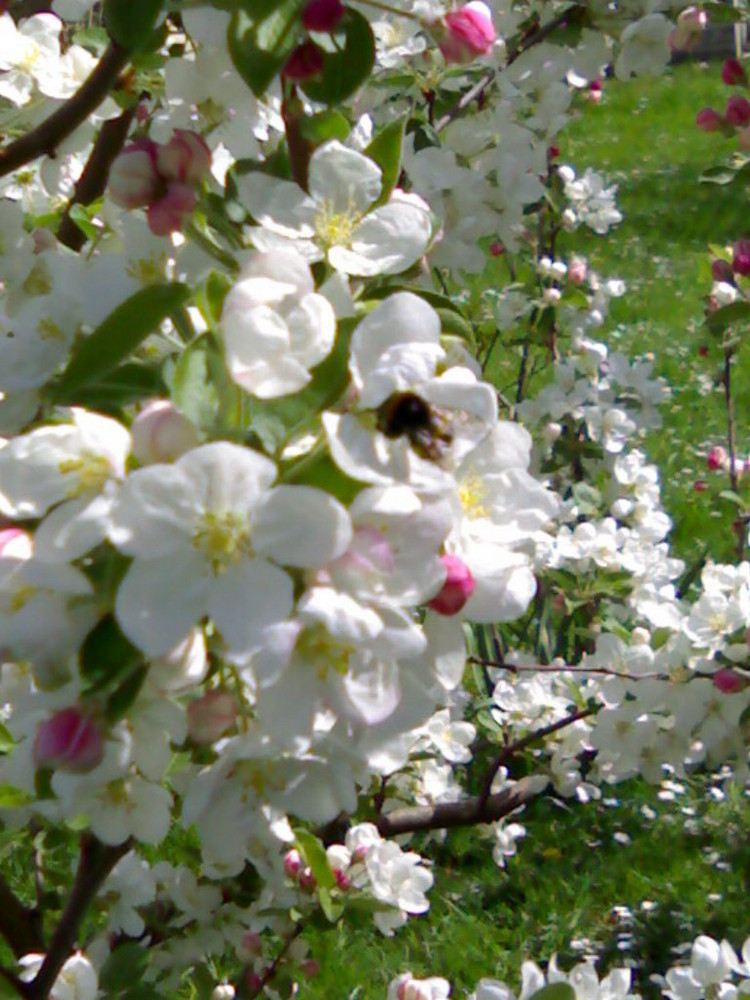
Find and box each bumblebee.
[376,391,454,463]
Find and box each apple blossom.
[435,3,496,64]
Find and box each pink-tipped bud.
[108,140,161,209]
[548,143,561,159]
[156,130,212,187]
[334,868,351,891]
[300,960,320,978]
[299,867,317,893]
[696,107,724,132]
[669,6,706,51]
[589,83,602,104]
[0,528,32,559]
[693,479,709,492]
[352,844,370,862]
[146,183,197,237]
[187,691,237,744]
[282,41,325,81]
[427,554,476,615]
[284,849,303,879]
[33,707,104,774]
[246,971,264,995]
[302,0,345,31]
[437,2,496,64]
[131,400,200,465]
[722,58,748,87]
[707,444,728,471]
[732,239,750,276]
[713,667,750,693]
[568,255,588,285]
[725,94,750,127]
[489,240,504,256]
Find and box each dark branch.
[0,43,130,180]
[24,835,131,1000]
[57,104,136,251]
[375,774,544,837]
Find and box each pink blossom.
[427,554,476,615]
[284,850,303,879]
[146,183,197,236]
[131,400,199,465]
[187,691,237,744]
[695,107,724,132]
[282,41,325,81]
[33,707,104,774]
[706,444,728,471]
[108,140,161,209]
[725,95,750,127]
[732,239,750,276]
[713,667,750,694]
[437,2,496,64]
[156,130,212,187]
[722,58,748,87]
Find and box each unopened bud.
[211,986,236,1000]
[543,421,562,444]
[568,255,587,285]
[0,527,32,559]
[713,667,750,694]
[284,849,303,879]
[707,444,728,471]
[725,95,750,127]
[187,691,237,744]
[241,933,263,958]
[109,141,160,209]
[131,400,199,464]
[696,107,724,132]
[156,130,212,187]
[147,183,197,236]
[589,79,602,103]
[299,867,317,893]
[427,554,476,615]
[435,2,496,64]
[711,258,734,282]
[722,57,748,87]
[302,0,345,31]
[732,239,750,277]
[33,707,104,774]
[300,960,320,978]
[246,971,263,995]
[282,40,325,81]
[693,479,709,492]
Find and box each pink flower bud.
[713,667,750,694]
[131,400,199,465]
[156,130,212,187]
[427,554,476,615]
[738,124,750,151]
[725,94,750,127]
[300,960,320,978]
[696,107,724,132]
[334,868,351,891]
[282,40,325,81]
[548,143,561,159]
[246,972,263,995]
[108,140,161,209]
[568,255,587,285]
[299,867,317,893]
[284,849,303,879]
[732,239,750,276]
[693,479,709,492]
[437,2,496,64]
[33,707,104,774]
[489,241,504,256]
[589,80,602,103]
[707,444,728,471]
[241,933,263,958]
[0,528,31,559]
[302,0,345,31]
[669,6,706,51]
[722,58,748,87]
[187,691,237,744]
[146,183,196,237]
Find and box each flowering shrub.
[0,0,745,998]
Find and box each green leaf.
[295,829,336,889]
[700,165,738,186]
[719,490,745,507]
[0,785,34,808]
[106,664,150,722]
[228,1,304,97]
[318,885,345,922]
[104,0,164,50]
[437,307,475,348]
[0,721,14,753]
[300,9,375,105]
[168,334,222,432]
[300,110,352,147]
[527,984,576,1000]
[364,117,407,205]
[54,283,190,400]
[80,615,143,691]
[74,362,166,413]
[705,300,750,335]
[100,944,150,993]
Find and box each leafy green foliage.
[228,0,305,96]
[299,10,376,105]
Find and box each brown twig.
[57,104,136,251]
[0,42,130,180]
[375,773,544,836]
[467,655,669,683]
[247,923,303,999]
[23,835,131,1000]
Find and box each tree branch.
[57,104,136,251]
[375,774,544,837]
[0,42,130,180]
[23,835,131,1000]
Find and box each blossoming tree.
[0,0,746,997]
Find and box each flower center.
[8,583,36,614]
[458,472,489,518]
[59,452,112,498]
[193,510,250,574]
[296,625,352,679]
[314,200,358,249]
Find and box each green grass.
[300,63,750,999]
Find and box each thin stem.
[723,343,745,562]
[467,655,669,682]
[0,43,130,180]
[247,924,303,999]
